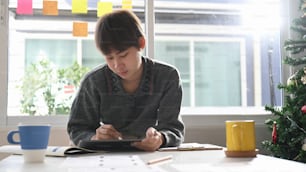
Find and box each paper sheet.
[62,154,166,172]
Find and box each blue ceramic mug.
[7,124,51,150]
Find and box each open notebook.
[0,138,143,157]
[0,145,100,157]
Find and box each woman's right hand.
[91,124,122,140]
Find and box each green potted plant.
[19,58,89,116]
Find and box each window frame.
[0,0,293,128]
[0,0,8,127]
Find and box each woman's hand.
[91,124,122,140]
[131,127,164,151]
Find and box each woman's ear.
[138,37,146,49]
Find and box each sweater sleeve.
[155,68,185,147]
[67,78,101,145]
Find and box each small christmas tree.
[262,0,306,163]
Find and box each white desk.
[0,150,305,172]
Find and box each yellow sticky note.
[97,2,113,17]
[73,22,88,37]
[122,0,132,10]
[43,0,58,16]
[72,0,88,14]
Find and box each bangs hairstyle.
[95,10,144,55]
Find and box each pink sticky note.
[17,0,33,15]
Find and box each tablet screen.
[78,138,143,151]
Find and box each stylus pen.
[99,121,122,140]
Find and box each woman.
[67,9,185,151]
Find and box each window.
[193,41,242,106]
[154,41,190,106]
[0,0,287,127]
[82,40,105,68]
[25,39,77,67]
[154,0,282,108]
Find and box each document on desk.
[158,143,223,151]
[61,154,166,172]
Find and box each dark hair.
[95,10,144,55]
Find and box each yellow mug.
[225,120,256,151]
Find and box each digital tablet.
[78,138,143,151]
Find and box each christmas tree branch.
[286,116,306,134]
[284,40,306,54]
[283,56,306,66]
[292,17,306,26]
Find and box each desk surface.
[0,149,305,172]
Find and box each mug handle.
[7,131,20,144]
[232,124,241,151]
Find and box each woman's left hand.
[131,127,164,151]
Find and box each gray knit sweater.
[67,56,185,147]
